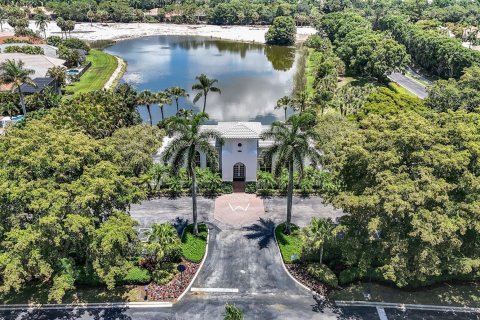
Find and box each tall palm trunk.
[146,104,152,126]
[319,244,324,265]
[160,105,164,121]
[18,87,26,116]
[284,108,287,121]
[191,164,199,236]
[285,160,294,234]
[202,92,207,113]
[175,98,179,112]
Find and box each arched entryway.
[233,162,246,181]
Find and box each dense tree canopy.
[322,110,480,287]
[378,15,480,79]
[265,16,297,46]
[319,12,410,80]
[0,85,162,301]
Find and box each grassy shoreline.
[65,49,118,95]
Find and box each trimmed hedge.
[275,223,302,263]
[181,224,208,263]
[245,182,256,194]
[4,45,44,55]
[307,263,339,288]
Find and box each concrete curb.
[272,224,313,294]
[0,301,172,311]
[335,301,480,313]
[175,223,210,302]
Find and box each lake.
[104,35,297,124]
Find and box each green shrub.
[275,223,302,263]
[4,45,44,55]
[265,16,296,46]
[76,266,102,286]
[307,263,338,288]
[222,181,233,194]
[339,267,361,285]
[62,38,90,52]
[196,168,223,195]
[3,38,32,44]
[181,224,208,263]
[224,303,244,320]
[151,263,176,285]
[121,266,151,285]
[47,36,63,47]
[245,182,256,193]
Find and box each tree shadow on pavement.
[172,217,189,236]
[243,218,275,250]
[0,306,133,320]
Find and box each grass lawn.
[275,223,302,263]
[388,81,417,98]
[0,284,143,304]
[65,49,118,95]
[329,281,480,308]
[181,223,208,263]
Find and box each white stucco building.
[157,122,273,182]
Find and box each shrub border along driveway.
[176,223,210,302]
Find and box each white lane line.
[335,301,480,313]
[190,288,239,293]
[376,306,389,320]
[0,302,172,311]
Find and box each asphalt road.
[388,72,428,99]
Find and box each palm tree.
[275,95,294,121]
[300,217,335,265]
[0,7,7,32]
[192,74,221,113]
[137,90,156,126]
[293,91,309,113]
[167,86,188,112]
[0,59,36,117]
[34,11,49,39]
[261,113,320,234]
[46,66,66,92]
[156,90,172,121]
[145,223,180,266]
[56,17,66,39]
[162,112,223,236]
[87,10,95,26]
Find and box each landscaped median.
[275,222,337,296]
[146,223,208,301]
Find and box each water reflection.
[105,35,297,124]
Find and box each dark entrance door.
[233,162,246,181]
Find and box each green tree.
[0,59,36,116]
[275,95,294,121]
[34,11,49,39]
[137,90,157,126]
[162,113,223,235]
[46,65,67,90]
[300,217,335,264]
[192,74,221,113]
[90,212,139,289]
[261,113,321,233]
[323,111,480,287]
[56,17,67,38]
[265,16,296,46]
[167,86,189,112]
[157,90,172,121]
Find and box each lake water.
[104,36,297,124]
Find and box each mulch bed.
[286,263,330,296]
[146,260,199,301]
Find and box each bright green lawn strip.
[65,49,117,95]
[181,223,208,263]
[305,48,316,96]
[388,81,417,98]
[275,223,302,264]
